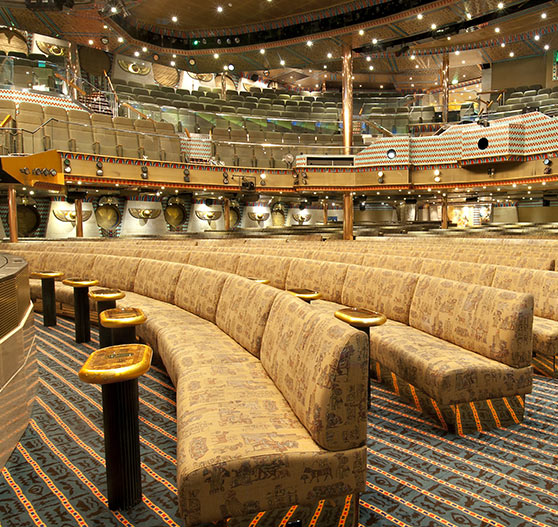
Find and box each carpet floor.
[1,315,558,526]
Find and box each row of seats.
[21,249,367,526]
[0,101,182,161]
[11,242,536,436]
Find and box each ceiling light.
[260,49,265,54]
[535,34,540,41]
[214,53,219,58]
[462,60,465,64]
[366,56,371,61]
[431,23,437,29]
[380,84,383,88]
[142,46,147,52]
[509,51,514,57]
[171,15,178,22]
[417,13,423,20]
[497,2,504,8]
[327,52,332,58]
[369,65,374,71]
[495,27,500,33]
[307,41,313,47]
[228,63,234,70]
[134,51,140,57]
[545,44,550,50]
[280,59,285,65]
[170,60,176,66]
[455,50,460,55]
[410,54,416,59]
[411,83,414,87]
[542,12,547,19]
[88,39,94,45]
[110,6,117,13]
[501,42,506,47]
[217,6,223,12]
[359,30,364,36]
[117,36,124,43]
[372,38,378,44]
[466,12,472,19]
[323,64,327,69]
[103,24,108,29]
[415,64,419,68]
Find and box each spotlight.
[19,167,30,175]
[387,149,396,159]
[378,171,384,184]
[434,175,441,182]
[544,158,552,166]
[223,170,229,184]
[259,173,266,186]
[228,63,234,70]
[141,165,148,179]
[189,58,196,66]
[101,37,109,45]
[183,168,190,182]
[63,158,71,173]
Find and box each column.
[342,39,353,156]
[75,198,84,238]
[223,198,231,231]
[322,202,328,225]
[343,192,353,240]
[8,185,18,243]
[441,195,449,229]
[441,53,449,124]
[220,73,227,101]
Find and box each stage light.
[141,166,148,179]
[183,168,190,182]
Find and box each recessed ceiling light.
[411,84,414,87]
[372,38,378,44]
[497,2,504,9]
[142,46,147,52]
[260,49,265,54]
[417,13,423,20]
[369,65,374,70]
[380,84,383,88]
[172,53,176,58]
[307,41,313,46]
[495,27,500,33]
[359,29,364,36]
[466,12,472,19]
[534,34,540,41]
[509,51,515,57]
[103,24,108,29]
[171,15,178,22]
[366,56,371,61]
[117,36,124,43]
[544,44,550,50]
[170,61,176,66]
[217,6,223,12]
[110,6,117,13]
[327,52,332,58]
[501,42,506,47]
[410,53,416,59]
[323,64,327,68]
[280,59,285,65]
[431,23,437,29]
[415,64,419,68]
[214,53,219,58]
[462,59,465,64]
[455,50,460,55]
[134,51,140,57]
[541,12,547,19]
[88,39,94,45]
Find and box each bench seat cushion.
[369,323,533,406]
[533,316,558,358]
[176,359,366,527]
[309,298,345,315]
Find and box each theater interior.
[2,0,558,525]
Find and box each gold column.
[342,39,354,155]
[441,195,448,229]
[224,198,231,231]
[7,185,18,243]
[75,199,84,238]
[441,53,449,124]
[343,192,353,240]
[322,202,328,225]
[221,73,227,101]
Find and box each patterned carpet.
[1,315,558,526]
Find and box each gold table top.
[30,271,64,280]
[62,278,99,288]
[89,288,126,302]
[100,307,147,328]
[78,343,152,385]
[335,307,387,328]
[287,288,322,301]
[248,278,270,285]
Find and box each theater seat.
[156,121,182,162]
[68,110,95,153]
[114,116,141,158]
[92,113,118,156]
[43,106,70,151]
[134,118,161,160]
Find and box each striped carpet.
[1,316,558,526]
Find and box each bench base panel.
[371,361,526,435]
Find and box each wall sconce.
[128,208,161,224]
[248,211,270,227]
[293,212,312,225]
[140,166,148,179]
[195,209,222,228]
[52,209,92,225]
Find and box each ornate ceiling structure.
[1,0,556,90]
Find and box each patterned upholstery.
[419,259,496,286]
[285,259,348,303]
[176,360,366,527]
[532,317,558,358]
[341,266,419,324]
[216,275,280,358]
[409,275,533,368]
[188,251,239,274]
[133,259,184,303]
[261,292,368,451]
[235,254,291,289]
[369,321,533,406]
[91,255,140,291]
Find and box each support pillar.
[441,53,449,124]
[441,195,449,229]
[342,39,354,155]
[343,192,353,240]
[75,198,84,238]
[8,185,18,243]
[322,202,328,225]
[221,73,227,101]
[224,198,231,231]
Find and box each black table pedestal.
[101,379,142,510]
[41,278,57,327]
[111,326,137,346]
[97,300,116,349]
[73,287,91,343]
